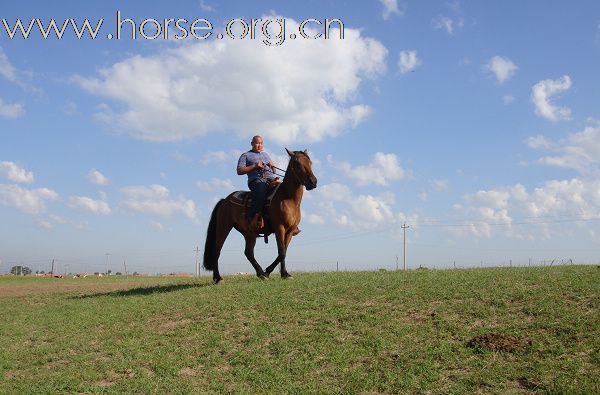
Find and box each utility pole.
[104,253,112,276]
[336,261,339,272]
[395,255,398,271]
[65,264,70,276]
[123,260,128,278]
[194,246,200,276]
[401,223,409,271]
[51,259,55,275]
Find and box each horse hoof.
[257,274,268,280]
[213,277,223,284]
[281,273,292,279]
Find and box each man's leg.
[249,180,267,230]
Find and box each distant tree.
[107,269,112,275]
[40,270,45,274]
[115,272,122,276]
[10,266,32,276]
[133,271,139,276]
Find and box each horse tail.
[203,199,225,271]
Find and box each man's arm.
[237,162,263,175]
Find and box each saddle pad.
[226,183,281,208]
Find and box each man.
[237,135,278,231]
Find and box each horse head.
[285,148,317,190]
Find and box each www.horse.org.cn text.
[0,12,345,46]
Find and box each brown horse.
[203,148,317,283]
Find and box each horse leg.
[212,218,233,284]
[243,234,267,279]
[279,231,294,278]
[264,226,289,278]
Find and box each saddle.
[226,181,281,242]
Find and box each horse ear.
[303,149,308,154]
[286,148,293,157]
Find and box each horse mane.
[292,150,310,159]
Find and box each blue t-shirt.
[237,150,276,183]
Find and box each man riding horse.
[204,143,317,283]
[237,135,300,236]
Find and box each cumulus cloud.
[314,182,417,230]
[502,94,515,105]
[486,56,517,83]
[120,184,199,222]
[398,50,421,74]
[305,213,325,225]
[199,0,215,12]
[0,98,24,118]
[329,152,409,186]
[67,196,111,215]
[200,150,243,165]
[196,178,234,192]
[0,161,34,183]
[0,46,36,92]
[526,134,553,150]
[454,178,600,239]
[87,168,109,185]
[75,17,387,144]
[0,184,58,215]
[430,179,449,191]
[150,220,165,231]
[380,0,403,20]
[0,46,17,83]
[432,15,463,35]
[533,125,600,175]
[531,75,572,122]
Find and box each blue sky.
[1,1,600,275]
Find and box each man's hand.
[255,161,264,169]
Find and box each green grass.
[0,266,598,394]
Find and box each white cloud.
[0,184,58,215]
[62,101,79,115]
[314,182,417,230]
[200,150,243,165]
[304,212,325,225]
[531,75,572,122]
[454,178,600,239]
[398,50,421,74]
[430,179,449,191]
[534,125,600,175]
[87,169,109,185]
[67,196,111,215]
[502,94,515,105]
[196,178,234,192]
[432,15,463,35]
[120,184,199,222]
[0,161,34,183]
[150,220,165,231]
[75,17,387,145]
[0,98,24,118]
[329,152,409,186]
[199,0,215,12]
[0,46,17,83]
[486,56,517,83]
[526,135,553,150]
[0,46,35,92]
[380,0,402,20]
[48,214,66,224]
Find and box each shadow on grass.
[71,282,211,299]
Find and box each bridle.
[262,152,315,189]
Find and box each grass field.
[0,266,598,394]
